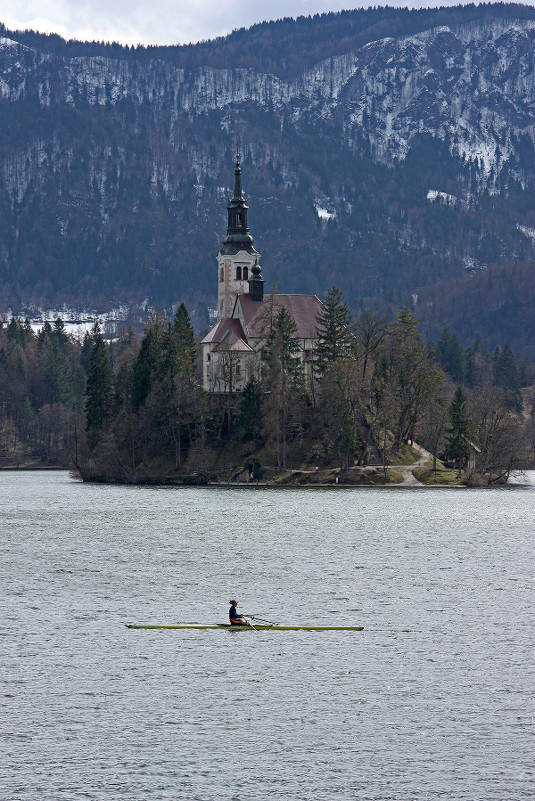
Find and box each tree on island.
[319,358,365,470]
[444,385,472,472]
[84,324,114,448]
[314,288,367,469]
[420,393,449,477]
[355,312,387,381]
[262,307,305,471]
[236,377,263,445]
[469,387,530,483]
[384,309,443,450]
[170,303,197,378]
[314,287,355,376]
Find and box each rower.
[229,599,248,626]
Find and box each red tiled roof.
[238,293,323,340]
[201,317,246,344]
[212,329,254,353]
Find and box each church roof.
[212,330,254,353]
[201,317,245,344]
[238,293,323,340]
[201,317,254,352]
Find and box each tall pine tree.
[84,325,114,447]
[445,385,472,468]
[314,287,355,376]
[171,302,197,378]
[132,329,161,409]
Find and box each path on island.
[393,443,432,486]
[216,442,433,486]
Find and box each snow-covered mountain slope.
[0,8,534,355]
[2,18,534,182]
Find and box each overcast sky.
[1,1,532,47]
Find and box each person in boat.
[229,599,248,626]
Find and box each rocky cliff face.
[0,8,534,352]
[3,18,534,171]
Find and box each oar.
[247,615,277,627]
[244,616,257,631]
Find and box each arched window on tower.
[236,266,242,281]
[236,212,242,226]
[243,266,248,280]
[220,268,224,282]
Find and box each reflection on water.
[1,471,533,800]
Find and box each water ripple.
[0,471,533,800]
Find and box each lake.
[1,471,533,800]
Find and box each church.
[201,151,323,392]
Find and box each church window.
[243,266,248,280]
[236,212,242,225]
[220,268,224,282]
[207,354,210,361]
[236,266,242,280]
[236,363,241,377]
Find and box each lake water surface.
[1,471,534,800]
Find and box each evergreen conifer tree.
[23,319,33,339]
[266,307,303,383]
[84,326,114,447]
[172,303,197,378]
[80,329,95,374]
[493,344,522,411]
[37,321,53,349]
[132,329,160,409]
[444,385,472,468]
[519,355,534,387]
[236,378,263,443]
[44,342,72,406]
[6,318,20,343]
[314,287,354,375]
[465,338,490,388]
[436,328,466,383]
[52,318,69,350]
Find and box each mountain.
[0,4,534,356]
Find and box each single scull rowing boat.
[125,623,364,631]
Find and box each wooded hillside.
[1,301,532,483]
[1,4,534,357]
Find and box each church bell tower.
[217,147,261,320]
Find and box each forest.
[1,3,535,360]
[0,293,532,485]
[4,4,534,80]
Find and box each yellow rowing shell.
[125,623,364,631]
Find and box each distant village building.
[201,150,323,392]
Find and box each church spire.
[217,149,262,321]
[221,146,258,257]
[232,143,244,200]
